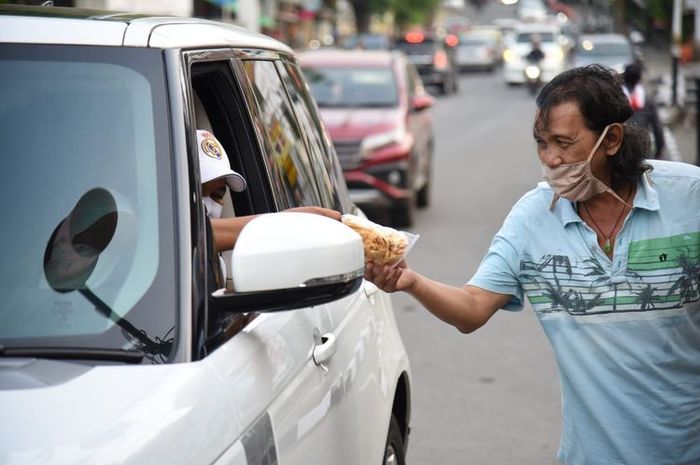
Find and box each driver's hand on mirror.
[285,206,342,221]
[365,260,416,293]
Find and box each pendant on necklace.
[603,238,612,254]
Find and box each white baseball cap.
[197,129,247,192]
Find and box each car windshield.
[0,44,177,364]
[516,32,555,43]
[303,66,399,108]
[578,40,632,57]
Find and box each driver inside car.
[197,129,342,290]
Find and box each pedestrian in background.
[365,65,700,465]
[622,62,665,159]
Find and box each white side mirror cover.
[231,212,364,293]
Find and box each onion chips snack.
[341,214,418,266]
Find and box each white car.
[0,4,412,465]
[502,23,567,85]
[517,0,548,22]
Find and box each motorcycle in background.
[524,58,542,95]
[524,37,545,96]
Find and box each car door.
[183,51,337,464]
[232,55,360,464]
[275,60,399,464]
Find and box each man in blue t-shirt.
[365,65,700,465]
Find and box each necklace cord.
[582,186,635,252]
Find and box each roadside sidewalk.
[642,45,699,166]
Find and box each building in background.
[43,0,354,48]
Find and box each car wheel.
[391,197,415,228]
[383,414,406,465]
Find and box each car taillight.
[445,34,459,48]
[434,50,448,70]
[405,31,424,43]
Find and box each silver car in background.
[456,29,502,72]
[570,33,641,73]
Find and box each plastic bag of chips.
[341,214,419,267]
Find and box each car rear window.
[578,40,632,57]
[0,44,177,364]
[459,36,492,46]
[394,41,437,55]
[303,66,399,108]
[516,32,555,43]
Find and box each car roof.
[297,49,400,67]
[0,4,291,52]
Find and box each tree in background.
[347,0,439,34]
[347,0,389,33]
[393,0,441,31]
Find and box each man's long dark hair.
[535,65,652,186]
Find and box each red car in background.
[299,49,435,226]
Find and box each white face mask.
[202,196,223,219]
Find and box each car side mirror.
[211,212,365,313]
[411,94,434,112]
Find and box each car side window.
[277,62,350,212]
[241,60,322,209]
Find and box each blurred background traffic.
[4,0,697,228]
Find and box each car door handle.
[312,332,337,372]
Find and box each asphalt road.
[393,70,564,464]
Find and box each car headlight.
[550,48,565,62]
[525,65,541,79]
[503,48,516,62]
[361,127,406,155]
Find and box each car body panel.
[0,360,243,465]
[0,5,411,465]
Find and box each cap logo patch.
[201,135,222,160]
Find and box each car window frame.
[182,49,285,357]
[234,56,324,210]
[276,59,352,213]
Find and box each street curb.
[663,125,683,162]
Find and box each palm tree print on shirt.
[520,232,700,316]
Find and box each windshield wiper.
[0,344,145,364]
